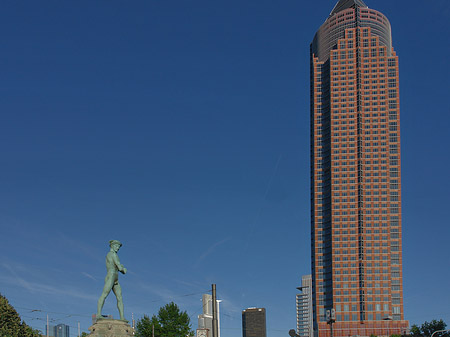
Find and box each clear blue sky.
[0,0,449,336]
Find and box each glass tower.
[310,1,408,336]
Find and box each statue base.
[88,318,133,336]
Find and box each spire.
[329,0,368,17]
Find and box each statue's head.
[109,240,122,248]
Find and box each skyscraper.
[310,1,408,336]
[55,324,70,337]
[242,308,266,337]
[297,275,313,337]
[46,324,56,337]
[198,294,221,337]
[46,324,70,337]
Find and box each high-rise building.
[297,275,313,337]
[310,1,408,336]
[242,308,266,337]
[46,324,69,337]
[54,324,70,337]
[197,294,221,337]
[45,324,56,337]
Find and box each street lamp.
[289,329,300,337]
[326,309,336,337]
[431,330,450,337]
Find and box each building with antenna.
[310,0,408,336]
[197,294,221,337]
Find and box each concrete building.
[297,275,313,337]
[242,308,266,337]
[310,0,408,336]
[197,294,221,337]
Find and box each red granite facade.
[310,1,408,336]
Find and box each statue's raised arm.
[97,240,127,321]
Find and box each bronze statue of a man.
[97,240,127,320]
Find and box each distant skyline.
[0,1,449,337]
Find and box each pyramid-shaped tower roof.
[329,0,368,17]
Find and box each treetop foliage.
[0,293,41,337]
[136,302,194,337]
[411,319,448,337]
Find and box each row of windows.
[333,184,398,191]
[321,312,402,321]
[332,189,396,196]
[335,303,394,312]
[330,58,390,71]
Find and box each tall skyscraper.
[297,275,313,337]
[197,294,221,337]
[310,1,408,336]
[242,308,266,337]
[46,323,70,337]
[46,324,56,337]
[55,324,70,337]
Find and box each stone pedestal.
[88,319,134,337]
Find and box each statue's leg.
[113,282,125,320]
[97,277,114,317]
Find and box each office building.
[310,0,408,336]
[45,324,55,337]
[45,324,69,337]
[197,294,221,337]
[55,324,70,337]
[297,275,313,337]
[242,308,266,337]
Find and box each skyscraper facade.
[46,324,56,337]
[46,324,70,337]
[297,275,313,337]
[55,324,70,337]
[198,294,221,337]
[310,1,408,336]
[242,308,266,337]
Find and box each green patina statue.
[97,240,127,321]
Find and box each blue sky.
[0,0,449,336]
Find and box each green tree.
[136,302,194,337]
[81,332,90,337]
[136,314,159,337]
[0,293,41,337]
[410,319,448,337]
[411,325,422,337]
[421,320,447,337]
